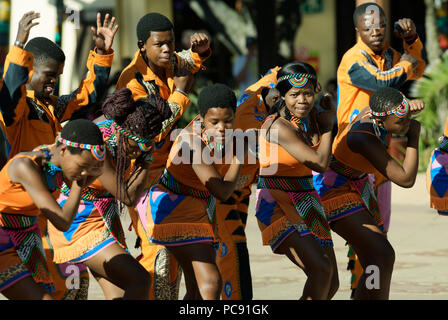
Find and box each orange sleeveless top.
[332,113,390,174]
[259,114,320,177]
[0,153,60,216]
[165,119,230,191]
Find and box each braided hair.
[369,87,404,118]
[102,88,172,202]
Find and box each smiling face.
[356,12,387,54]
[59,147,104,185]
[139,30,175,72]
[28,58,64,98]
[200,107,235,144]
[283,81,315,119]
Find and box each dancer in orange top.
[47,88,172,300]
[256,62,338,300]
[0,119,104,299]
[214,66,280,300]
[144,84,243,300]
[336,2,426,296]
[0,11,118,300]
[314,87,421,299]
[116,12,211,300]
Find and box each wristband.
[404,34,418,44]
[175,88,188,96]
[14,40,24,48]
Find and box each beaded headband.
[112,122,153,152]
[277,73,316,88]
[58,137,106,161]
[370,93,410,119]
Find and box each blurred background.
[0,0,447,167]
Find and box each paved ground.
[3,173,448,300]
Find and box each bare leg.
[276,233,338,300]
[332,210,395,300]
[2,276,53,300]
[83,242,151,300]
[168,242,222,300]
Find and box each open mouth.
[44,84,55,94]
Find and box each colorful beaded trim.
[57,137,106,161]
[112,122,153,152]
[370,93,410,118]
[439,135,448,153]
[277,73,316,88]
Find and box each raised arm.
[0,12,39,127]
[56,13,118,121]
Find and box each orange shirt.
[116,48,210,175]
[259,115,319,178]
[0,46,114,159]
[332,113,386,174]
[0,153,59,216]
[336,37,426,135]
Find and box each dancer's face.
[139,30,175,70]
[283,82,315,119]
[29,58,64,98]
[200,107,235,145]
[356,12,387,54]
[59,146,104,185]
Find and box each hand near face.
[190,33,210,55]
[409,99,425,115]
[16,11,40,45]
[91,13,119,54]
[317,93,336,133]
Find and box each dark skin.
[331,104,421,299]
[169,107,244,300]
[261,80,339,300]
[347,107,421,188]
[137,30,210,93]
[355,11,418,68]
[17,11,118,102]
[1,146,103,300]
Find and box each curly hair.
[101,88,172,203]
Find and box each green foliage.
[411,54,448,171]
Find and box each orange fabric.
[0,153,59,216]
[336,38,426,135]
[259,115,316,177]
[0,46,114,158]
[332,116,383,175]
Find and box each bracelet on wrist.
[175,88,188,96]
[14,40,24,48]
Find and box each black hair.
[57,119,104,155]
[269,61,317,115]
[136,12,174,43]
[102,88,172,203]
[24,37,65,66]
[369,87,404,118]
[198,83,237,117]
[353,2,386,27]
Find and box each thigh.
[276,233,331,274]
[331,209,391,263]
[83,243,149,289]
[2,276,53,300]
